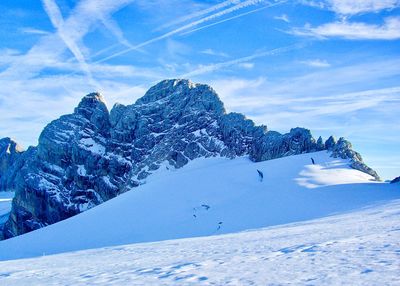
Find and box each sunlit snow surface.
[0,151,399,285]
[0,200,399,285]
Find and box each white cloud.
[274,14,290,23]
[201,49,229,58]
[238,62,255,69]
[20,27,50,35]
[42,0,96,86]
[165,39,191,58]
[0,0,136,86]
[181,44,304,78]
[300,0,400,15]
[327,0,400,15]
[205,58,400,127]
[0,49,21,66]
[211,77,266,102]
[292,17,400,40]
[299,59,331,68]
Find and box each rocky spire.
[136,79,225,115]
[74,92,110,133]
[325,136,336,150]
[0,137,23,175]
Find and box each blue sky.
[0,0,399,180]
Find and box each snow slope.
[0,151,399,261]
[0,199,399,285]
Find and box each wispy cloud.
[180,1,287,36]
[181,43,305,78]
[42,0,96,87]
[0,0,141,145]
[327,0,400,15]
[274,14,290,23]
[300,0,400,15]
[20,27,50,35]
[157,0,241,30]
[96,0,287,63]
[299,59,331,68]
[295,1,400,42]
[0,49,21,66]
[209,58,400,125]
[201,49,229,58]
[0,74,148,147]
[292,17,400,40]
[238,62,255,69]
[0,0,135,81]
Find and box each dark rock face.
[330,137,380,181]
[0,138,24,192]
[250,128,318,162]
[2,93,129,239]
[391,177,400,184]
[0,79,381,238]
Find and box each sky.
[0,0,399,180]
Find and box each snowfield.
[0,151,399,285]
[0,200,399,285]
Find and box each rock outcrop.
[391,176,400,184]
[328,137,380,181]
[0,79,381,238]
[0,138,24,191]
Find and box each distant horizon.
[0,0,399,180]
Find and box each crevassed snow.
[0,200,399,285]
[0,151,399,262]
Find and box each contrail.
[157,0,242,31]
[181,0,288,36]
[180,43,306,78]
[95,0,281,64]
[42,0,98,88]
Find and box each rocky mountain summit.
[0,79,380,239]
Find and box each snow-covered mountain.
[0,79,380,239]
[0,151,397,261]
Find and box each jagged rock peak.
[137,79,198,103]
[325,136,336,150]
[74,92,108,116]
[0,137,24,154]
[73,92,110,133]
[135,79,225,114]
